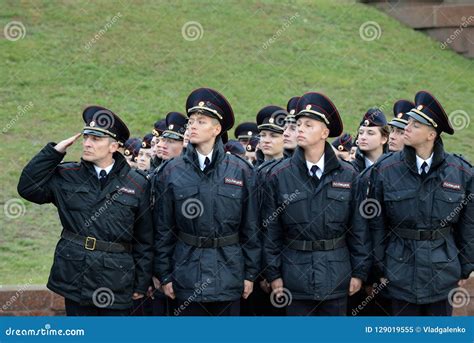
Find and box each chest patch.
[332,181,351,189]
[442,181,461,191]
[119,187,136,195]
[224,178,243,187]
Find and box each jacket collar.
[292,141,340,177]
[81,151,129,178]
[184,136,226,172]
[403,137,446,174]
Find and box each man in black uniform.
[263,92,370,316]
[17,106,153,316]
[150,119,167,170]
[367,90,473,316]
[154,88,260,316]
[331,133,353,162]
[388,100,414,152]
[234,122,258,148]
[283,96,300,158]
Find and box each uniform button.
[106,194,111,199]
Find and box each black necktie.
[420,162,428,179]
[311,165,320,186]
[204,157,211,170]
[99,169,108,189]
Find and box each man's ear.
[109,140,120,153]
[215,123,222,137]
[428,128,437,142]
[321,126,330,140]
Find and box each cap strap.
[187,105,223,120]
[410,108,438,128]
[296,109,330,125]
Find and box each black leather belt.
[285,235,346,251]
[392,227,451,241]
[178,231,239,248]
[61,230,132,253]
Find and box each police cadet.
[150,119,167,170]
[256,105,286,166]
[283,96,300,158]
[156,112,187,163]
[154,88,260,316]
[137,133,154,172]
[331,133,353,162]
[234,122,258,148]
[367,90,474,316]
[17,106,153,316]
[245,136,259,166]
[262,92,370,316]
[388,100,414,152]
[352,108,390,173]
[123,137,141,168]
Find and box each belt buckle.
[85,236,97,250]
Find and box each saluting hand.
[54,133,82,153]
[163,282,176,299]
[349,277,362,296]
[242,280,254,299]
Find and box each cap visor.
[406,111,431,126]
[162,132,183,141]
[83,129,108,137]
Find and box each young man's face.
[283,122,298,150]
[388,126,405,152]
[357,126,387,153]
[296,117,329,148]
[259,130,284,158]
[404,118,436,148]
[137,148,152,171]
[183,128,190,148]
[238,138,250,147]
[158,137,183,160]
[350,146,357,161]
[82,134,118,164]
[188,113,221,145]
[152,136,163,159]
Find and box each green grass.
[1,0,472,285]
